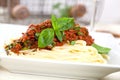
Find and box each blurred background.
[0,0,104,25]
[0,0,120,25]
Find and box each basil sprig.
[51,15,74,42]
[38,28,54,48]
[38,15,75,48]
[92,43,111,54]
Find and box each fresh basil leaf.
[92,43,111,54]
[58,18,74,31]
[51,15,75,31]
[51,15,58,30]
[38,28,54,48]
[55,30,64,42]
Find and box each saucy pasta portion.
[4,15,110,64]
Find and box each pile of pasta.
[8,40,106,64]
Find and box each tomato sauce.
[6,19,94,54]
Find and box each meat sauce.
[5,19,94,54]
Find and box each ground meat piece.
[11,43,22,54]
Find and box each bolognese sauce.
[5,19,94,54]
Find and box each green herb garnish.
[35,32,40,39]
[70,41,76,45]
[5,44,13,50]
[73,27,81,31]
[38,15,75,48]
[92,43,111,54]
[51,15,74,42]
[38,28,54,48]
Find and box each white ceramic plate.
[0,24,120,80]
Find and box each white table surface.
[0,23,120,80]
[0,65,120,80]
